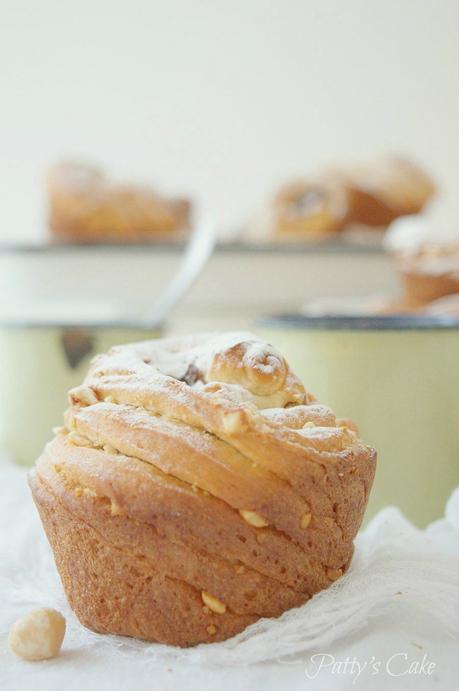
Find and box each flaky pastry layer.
[31,332,376,646]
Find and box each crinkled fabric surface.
[1,460,458,690]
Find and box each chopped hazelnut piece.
[201,591,226,614]
[223,411,245,435]
[69,385,98,407]
[110,500,122,516]
[239,510,269,528]
[300,513,312,529]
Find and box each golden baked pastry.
[338,156,435,227]
[30,333,376,647]
[271,179,348,239]
[267,157,434,242]
[395,243,459,306]
[48,162,191,243]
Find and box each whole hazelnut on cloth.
[8,608,66,661]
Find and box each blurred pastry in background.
[250,155,435,243]
[270,179,348,240]
[48,161,191,243]
[395,242,459,307]
[301,238,459,318]
[335,156,436,229]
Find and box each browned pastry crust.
[48,162,191,244]
[338,157,435,227]
[270,157,434,240]
[30,333,376,647]
[396,243,459,305]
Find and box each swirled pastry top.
[56,332,375,551]
[72,332,363,447]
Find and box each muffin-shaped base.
[30,333,376,647]
[30,474,262,646]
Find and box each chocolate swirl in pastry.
[30,333,376,647]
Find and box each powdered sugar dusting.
[98,332,282,388]
[242,341,284,375]
[84,332,359,445]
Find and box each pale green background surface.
[261,328,459,527]
[0,327,160,466]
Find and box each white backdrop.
[1,0,458,240]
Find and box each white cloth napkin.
[1,460,458,690]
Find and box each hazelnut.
[110,500,122,516]
[201,591,226,614]
[8,609,66,661]
[239,509,269,528]
[327,567,343,582]
[202,382,222,394]
[300,513,312,529]
[222,411,245,435]
[69,385,98,407]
